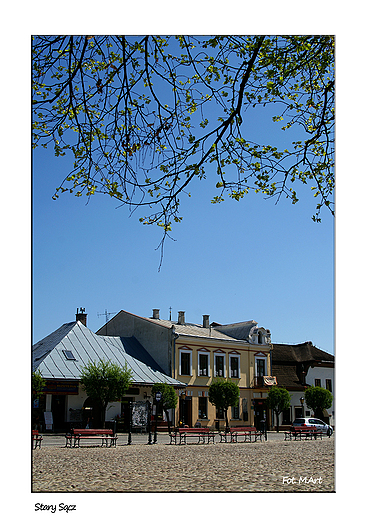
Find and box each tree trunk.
[225,407,229,432]
[276,411,280,432]
[101,406,106,428]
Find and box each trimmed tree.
[304,385,333,421]
[32,370,46,429]
[80,359,132,427]
[32,369,46,399]
[151,382,178,434]
[265,386,291,432]
[208,379,239,431]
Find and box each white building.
[271,342,334,428]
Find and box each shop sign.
[44,381,79,395]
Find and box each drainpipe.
[171,326,179,379]
[270,343,273,376]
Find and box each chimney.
[203,315,210,328]
[178,311,185,325]
[152,309,160,319]
[76,307,87,326]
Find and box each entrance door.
[253,400,268,431]
[179,397,192,427]
[120,399,133,432]
[51,395,66,431]
[294,406,303,419]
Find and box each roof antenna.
[98,309,117,335]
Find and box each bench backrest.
[72,429,114,436]
[230,426,256,432]
[293,426,317,432]
[177,428,209,434]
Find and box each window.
[198,352,210,377]
[282,407,291,425]
[255,358,266,376]
[315,379,321,387]
[326,379,332,392]
[179,350,192,376]
[214,353,225,377]
[198,397,208,419]
[242,398,248,422]
[229,355,240,378]
[231,405,240,419]
[258,331,263,344]
[62,350,76,361]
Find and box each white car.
[293,418,333,436]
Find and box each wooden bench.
[65,428,118,448]
[170,427,215,445]
[32,430,43,449]
[220,426,263,443]
[284,426,323,441]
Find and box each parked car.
[293,418,333,436]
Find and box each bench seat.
[170,428,215,445]
[32,430,43,449]
[220,427,263,443]
[284,426,323,441]
[65,428,117,448]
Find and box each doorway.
[179,397,192,427]
[253,400,268,431]
[51,395,66,431]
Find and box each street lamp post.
[128,401,132,445]
[147,400,153,445]
[300,397,305,417]
[180,391,186,426]
[154,391,162,444]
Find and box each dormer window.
[258,331,263,344]
[62,350,76,361]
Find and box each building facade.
[271,342,334,428]
[97,309,276,430]
[32,311,185,432]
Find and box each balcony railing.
[252,376,277,387]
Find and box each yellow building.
[97,309,276,430]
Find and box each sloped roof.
[272,342,334,364]
[152,318,246,341]
[271,364,305,390]
[212,321,258,341]
[32,321,185,387]
[271,342,333,390]
[97,309,255,344]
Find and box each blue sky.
[33,143,334,353]
[32,36,334,353]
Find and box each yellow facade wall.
[173,337,271,429]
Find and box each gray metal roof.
[143,317,249,342]
[32,321,185,387]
